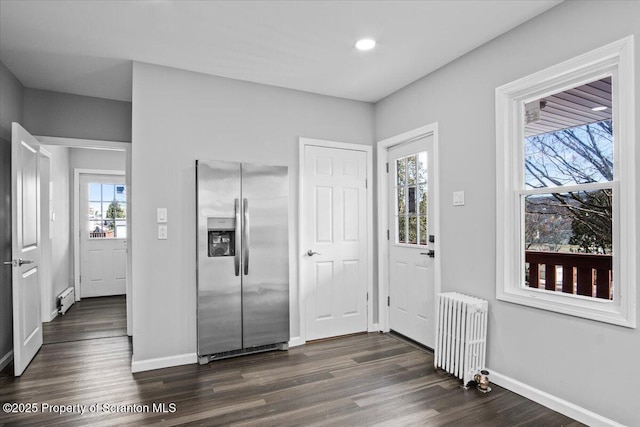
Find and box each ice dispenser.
[207,217,235,257]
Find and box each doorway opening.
[37,137,131,348]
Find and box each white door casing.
[300,138,373,343]
[79,172,127,298]
[388,136,436,347]
[38,148,54,322]
[10,122,43,376]
[377,124,441,347]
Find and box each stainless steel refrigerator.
[196,160,289,363]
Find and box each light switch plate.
[158,224,168,240]
[453,191,465,206]
[157,208,167,223]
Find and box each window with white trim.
[495,37,636,327]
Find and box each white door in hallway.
[9,122,43,376]
[388,135,436,348]
[303,144,368,340]
[79,173,127,298]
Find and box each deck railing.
[525,251,612,300]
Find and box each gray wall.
[23,88,132,142]
[0,61,23,366]
[375,1,640,425]
[70,147,126,171]
[0,62,23,140]
[131,61,375,363]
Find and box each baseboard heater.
[434,292,488,386]
[57,287,75,315]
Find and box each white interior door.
[10,122,43,376]
[388,135,436,348]
[79,173,127,298]
[303,144,368,340]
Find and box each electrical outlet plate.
[158,224,168,240]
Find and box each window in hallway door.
[395,151,427,246]
[88,183,127,239]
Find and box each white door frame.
[297,138,374,346]
[38,146,54,322]
[35,136,133,336]
[377,123,441,333]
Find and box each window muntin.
[88,183,127,239]
[395,151,427,245]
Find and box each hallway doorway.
[37,136,132,341]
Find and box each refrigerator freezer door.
[196,160,242,355]
[241,163,290,348]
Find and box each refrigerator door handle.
[234,198,240,276]
[243,198,249,275]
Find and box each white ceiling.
[0,0,562,103]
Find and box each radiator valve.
[474,370,491,393]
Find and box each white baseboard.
[368,323,380,332]
[489,369,624,427]
[131,352,197,373]
[0,350,13,371]
[288,336,305,347]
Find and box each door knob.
[306,250,321,256]
[3,259,33,267]
[420,250,435,258]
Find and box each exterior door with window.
[79,173,127,297]
[388,135,435,348]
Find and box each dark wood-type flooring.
[43,295,127,344]
[1,297,582,426]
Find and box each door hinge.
[366,292,369,301]
[387,296,390,307]
[387,229,390,240]
[365,178,368,189]
[386,162,389,173]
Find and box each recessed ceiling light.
[592,106,607,111]
[355,38,376,51]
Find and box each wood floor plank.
[0,297,583,426]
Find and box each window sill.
[497,285,635,328]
